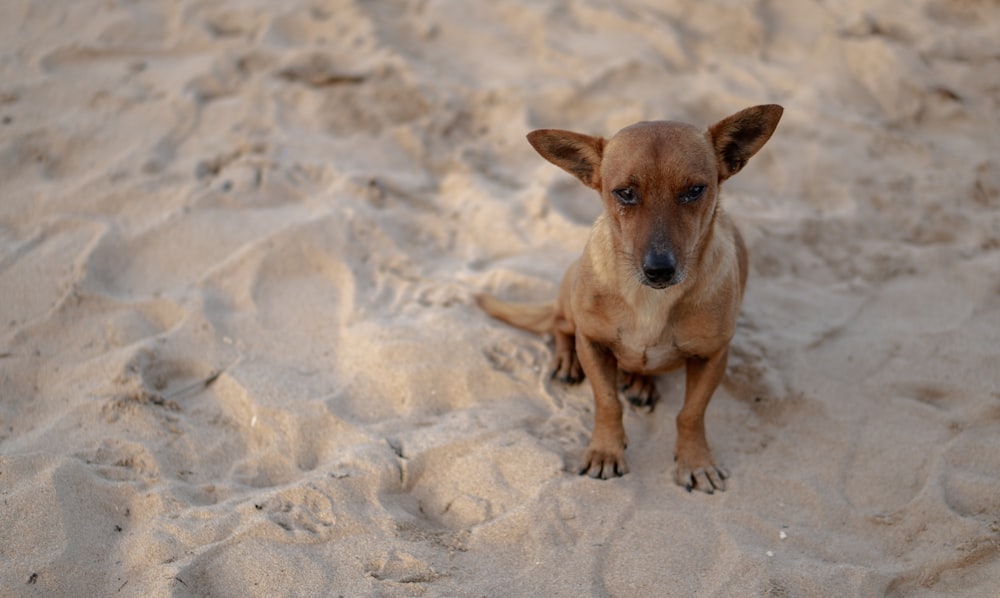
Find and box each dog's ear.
[526,129,605,190]
[708,104,783,182]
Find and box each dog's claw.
[553,371,582,385]
[706,466,728,491]
[693,469,716,495]
[674,455,729,494]
[674,458,728,494]
[550,353,585,385]
[579,447,629,479]
[619,372,660,412]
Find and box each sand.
[2,0,999,596]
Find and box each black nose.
[642,249,677,287]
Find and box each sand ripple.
[2,0,999,595]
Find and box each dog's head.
[527,104,783,289]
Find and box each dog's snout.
[642,249,677,287]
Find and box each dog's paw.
[619,372,660,413]
[578,445,629,479]
[550,353,584,385]
[673,449,729,494]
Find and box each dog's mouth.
[639,269,684,290]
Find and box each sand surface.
[2,0,999,596]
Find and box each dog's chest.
[612,293,682,372]
[615,326,679,373]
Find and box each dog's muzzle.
[641,249,678,288]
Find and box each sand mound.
[2,0,998,595]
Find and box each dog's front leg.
[576,335,628,479]
[674,346,731,493]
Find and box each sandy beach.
[2,0,999,595]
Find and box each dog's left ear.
[708,104,783,182]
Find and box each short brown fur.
[477,105,782,493]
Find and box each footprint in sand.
[0,128,95,181]
[365,550,441,584]
[74,438,161,483]
[724,324,796,420]
[265,4,377,48]
[103,347,225,424]
[0,218,108,327]
[941,425,1000,521]
[202,6,266,39]
[842,35,927,124]
[185,59,247,105]
[272,48,429,137]
[481,337,547,383]
[261,486,337,540]
[885,434,1000,598]
[398,431,562,530]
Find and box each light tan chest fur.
[609,283,686,373]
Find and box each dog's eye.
[679,185,706,204]
[613,187,639,206]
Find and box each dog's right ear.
[526,129,605,190]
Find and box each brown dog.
[477,104,783,493]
